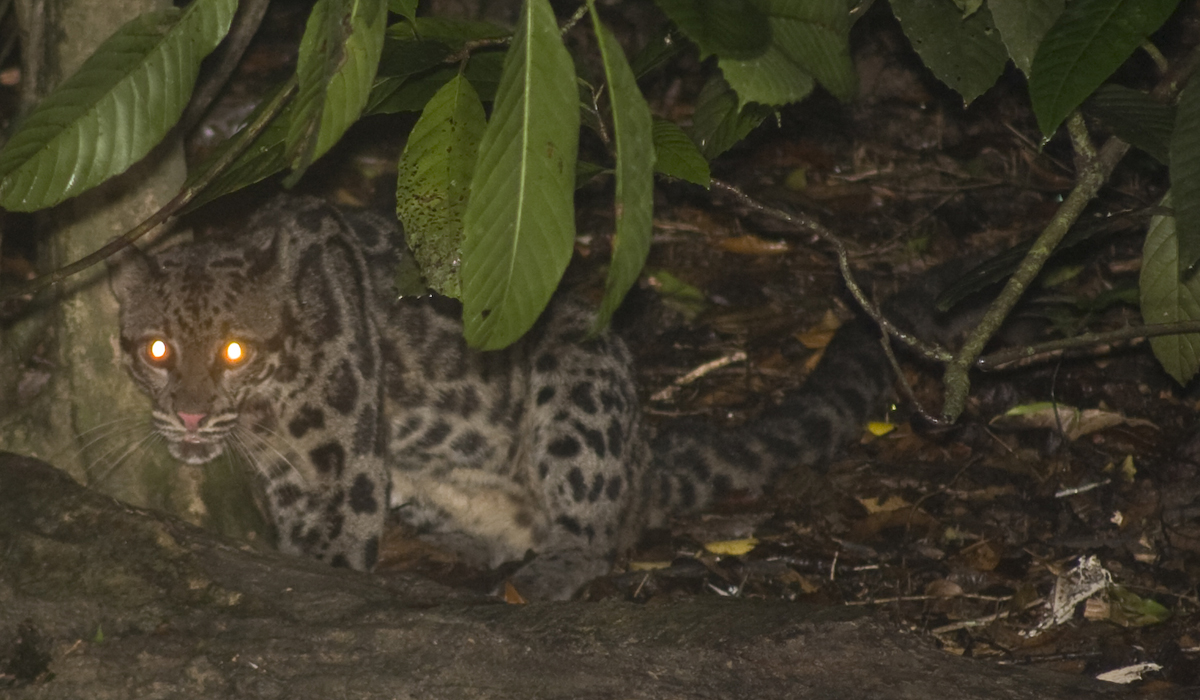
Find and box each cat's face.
[110,240,284,464]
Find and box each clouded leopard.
[110,194,896,599]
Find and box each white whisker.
[75,420,153,478]
[90,431,162,487]
[233,426,307,487]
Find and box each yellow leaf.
[628,560,672,571]
[858,494,910,514]
[703,537,759,556]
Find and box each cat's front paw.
[500,550,610,601]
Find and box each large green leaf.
[1171,80,1200,275]
[888,0,1008,105]
[718,43,814,109]
[717,0,854,107]
[0,0,237,210]
[1085,84,1174,164]
[988,0,1065,77]
[1141,193,1200,385]
[395,75,486,299]
[460,0,580,350]
[1029,0,1180,137]
[765,0,855,101]
[589,2,656,333]
[654,0,770,60]
[285,0,388,179]
[689,75,773,160]
[653,118,710,186]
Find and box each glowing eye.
[147,339,169,362]
[224,341,245,364]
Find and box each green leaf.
[1085,84,1174,164]
[0,0,237,210]
[888,0,1008,105]
[652,118,709,186]
[688,75,773,160]
[575,159,610,187]
[1171,80,1200,274]
[1140,193,1200,385]
[368,51,504,114]
[988,0,1065,77]
[766,0,856,101]
[389,0,418,21]
[629,29,685,79]
[716,0,855,107]
[461,0,580,350]
[395,75,486,299]
[654,0,770,60]
[285,0,388,180]
[1029,0,1180,137]
[589,2,656,333]
[1107,585,1171,627]
[377,37,451,78]
[388,16,511,48]
[718,44,814,109]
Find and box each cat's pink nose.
[178,412,206,432]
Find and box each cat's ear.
[106,241,157,304]
[242,222,285,279]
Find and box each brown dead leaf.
[957,540,1002,572]
[716,234,790,255]
[794,310,843,349]
[850,505,938,540]
[925,578,964,598]
[990,403,1158,441]
[503,581,527,605]
[858,494,911,514]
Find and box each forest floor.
[365,2,1200,689]
[3,0,1197,692]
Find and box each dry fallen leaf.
[716,234,790,255]
[990,402,1158,441]
[703,537,759,556]
[503,581,527,605]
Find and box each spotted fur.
[111,195,900,599]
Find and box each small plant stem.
[940,114,1129,421]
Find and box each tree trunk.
[0,0,264,541]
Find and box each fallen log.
[0,452,1182,699]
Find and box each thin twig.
[710,178,952,366]
[560,3,589,36]
[650,350,747,402]
[179,0,271,134]
[975,319,1200,370]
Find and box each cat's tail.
[645,267,968,520]
[645,316,890,518]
